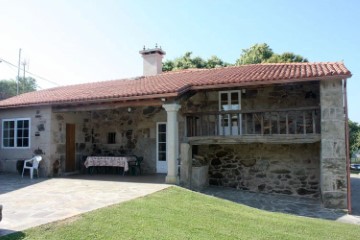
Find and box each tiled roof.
[0,62,351,108]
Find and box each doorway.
[156,122,167,173]
[65,124,76,172]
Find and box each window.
[219,90,241,136]
[107,132,116,144]
[2,118,30,148]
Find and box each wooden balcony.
[185,107,321,145]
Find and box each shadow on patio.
[65,172,166,184]
[200,182,360,224]
[0,173,47,195]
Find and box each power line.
[0,57,60,86]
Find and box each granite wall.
[180,81,320,113]
[197,143,320,198]
[320,79,347,209]
[51,106,167,175]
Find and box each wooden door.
[66,124,76,172]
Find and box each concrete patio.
[1,173,359,237]
[0,173,169,236]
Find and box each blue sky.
[0,0,359,121]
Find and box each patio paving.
[201,173,360,225]
[1,173,359,237]
[0,173,169,236]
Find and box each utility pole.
[17,48,22,95]
[21,60,27,94]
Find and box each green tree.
[349,120,360,158]
[206,55,229,68]
[162,52,229,71]
[235,43,308,65]
[236,43,274,65]
[0,77,37,100]
[266,52,308,63]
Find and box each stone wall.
[198,143,320,198]
[180,81,320,113]
[50,111,90,175]
[0,106,52,176]
[51,106,167,175]
[320,79,347,209]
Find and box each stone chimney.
[139,45,166,76]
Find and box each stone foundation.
[198,143,320,198]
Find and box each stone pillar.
[163,103,181,184]
[320,79,347,209]
[180,143,192,187]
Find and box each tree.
[207,55,229,68]
[349,120,360,158]
[162,52,229,71]
[236,43,274,65]
[266,52,308,63]
[235,43,308,65]
[0,77,37,100]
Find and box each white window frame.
[156,122,167,173]
[2,118,31,149]
[218,90,242,136]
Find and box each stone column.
[180,143,192,187]
[163,103,181,184]
[320,79,347,209]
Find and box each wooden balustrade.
[185,107,320,137]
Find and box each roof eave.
[190,74,351,91]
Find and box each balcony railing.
[185,107,320,137]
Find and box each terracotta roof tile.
[0,62,351,108]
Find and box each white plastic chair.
[22,156,42,179]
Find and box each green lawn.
[2,187,360,240]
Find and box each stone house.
[0,47,352,211]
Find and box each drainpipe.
[344,79,351,214]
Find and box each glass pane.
[220,93,229,111]
[23,138,29,147]
[230,92,240,110]
[10,121,15,128]
[158,143,166,151]
[18,120,23,128]
[17,138,23,147]
[9,139,14,147]
[4,121,9,129]
[221,115,229,127]
[159,152,166,161]
[17,129,23,138]
[158,124,166,132]
[3,139,9,147]
[24,120,29,128]
[3,131,8,138]
[24,129,29,138]
[231,115,239,126]
[159,133,166,142]
[10,130,14,138]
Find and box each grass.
[2,187,360,240]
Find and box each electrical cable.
[0,57,60,86]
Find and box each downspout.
[344,79,352,214]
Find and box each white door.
[156,122,167,173]
[219,90,241,136]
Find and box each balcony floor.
[187,134,321,145]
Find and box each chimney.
[139,45,166,76]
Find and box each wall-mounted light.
[161,98,166,102]
[242,89,246,93]
[128,107,132,112]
